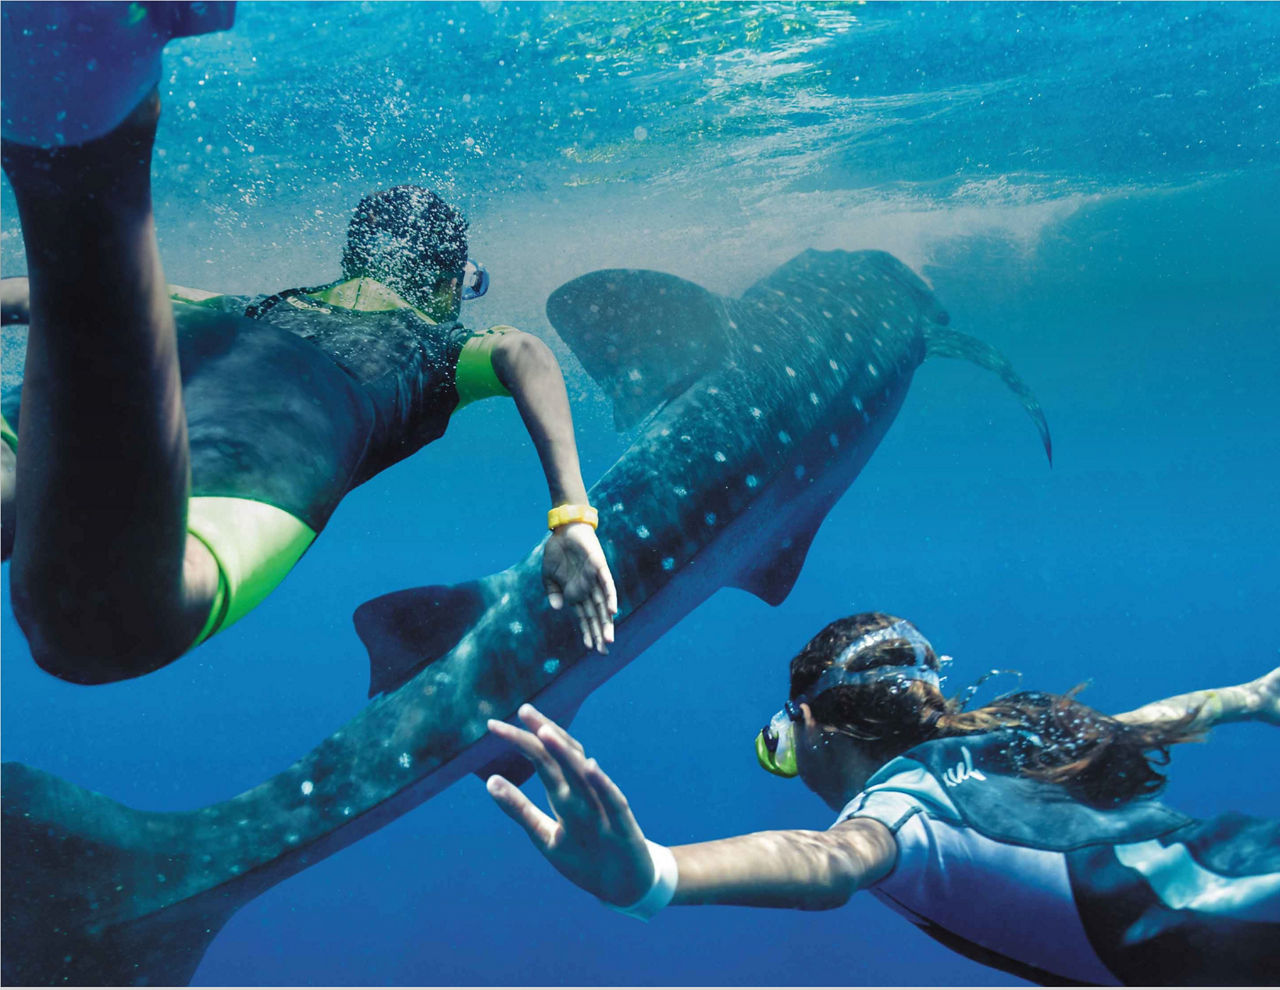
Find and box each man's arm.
[1114,667,1280,732]
[485,705,896,914]
[490,332,617,654]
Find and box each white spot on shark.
[785,366,796,378]
[778,431,792,445]
[613,502,624,512]
[746,475,759,488]
[714,451,726,463]
[867,363,879,377]
[705,512,717,525]
[753,344,764,354]
[809,392,820,405]
[750,407,762,419]
[286,834,299,845]
[300,780,314,797]
[398,752,412,769]
[509,621,524,635]
[543,658,560,675]
[707,387,719,396]
[662,557,675,571]
[852,396,864,411]
[628,368,643,382]
[674,485,688,497]
[343,806,352,817]
[844,332,854,342]
[829,434,840,448]
[500,593,511,606]
[829,359,840,371]
[636,525,651,538]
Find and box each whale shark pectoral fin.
[474,751,537,787]
[546,269,732,432]
[472,698,586,786]
[354,582,488,698]
[730,518,823,607]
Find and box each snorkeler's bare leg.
[1115,667,1280,733]
[1,439,14,561]
[0,91,218,683]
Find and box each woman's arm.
[490,332,617,654]
[1114,667,1280,732]
[1,276,31,324]
[485,705,896,914]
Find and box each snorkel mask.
[755,619,941,778]
[461,259,489,300]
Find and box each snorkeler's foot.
[1,87,161,201]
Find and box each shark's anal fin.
[473,700,586,786]
[731,509,824,606]
[354,582,488,698]
[924,325,1054,466]
[546,269,731,432]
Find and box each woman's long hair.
[791,612,1199,808]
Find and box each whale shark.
[0,249,1050,986]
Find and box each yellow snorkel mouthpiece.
[756,709,799,778]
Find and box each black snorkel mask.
[461,259,489,300]
[756,620,941,778]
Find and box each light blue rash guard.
[837,732,1280,986]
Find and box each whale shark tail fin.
[924,325,1053,466]
[355,582,489,697]
[1,761,241,987]
[547,270,732,431]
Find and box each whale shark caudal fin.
[1,762,238,987]
[546,270,732,432]
[924,325,1054,465]
[354,582,488,697]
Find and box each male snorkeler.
[487,614,1279,985]
[0,2,616,683]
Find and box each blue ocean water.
[2,2,1278,985]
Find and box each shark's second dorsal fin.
[546,270,731,431]
[354,583,488,697]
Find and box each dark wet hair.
[340,186,469,309]
[790,612,1199,808]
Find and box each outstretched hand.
[1250,667,1280,725]
[485,705,654,907]
[543,522,617,654]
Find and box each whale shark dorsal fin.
[354,582,488,698]
[546,269,731,431]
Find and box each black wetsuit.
[2,284,476,534]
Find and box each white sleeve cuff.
[608,840,678,921]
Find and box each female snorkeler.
[486,612,1279,986]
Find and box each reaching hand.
[1250,667,1280,725]
[485,705,654,907]
[543,522,617,654]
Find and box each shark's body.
[1,250,1049,985]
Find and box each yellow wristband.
[548,504,598,531]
